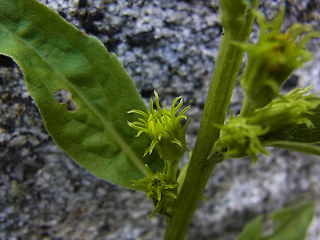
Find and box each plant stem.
[164,1,260,239]
[239,97,256,117]
[165,159,180,182]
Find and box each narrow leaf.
[0,0,162,189]
[263,105,320,155]
[237,202,316,240]
[266,141,320,156]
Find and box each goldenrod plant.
[0,0,319,239]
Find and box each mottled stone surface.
[1,0,320,239]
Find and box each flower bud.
[214,114,269,162]
[128,91,190,161]
[238,7,319,109]
[133,164,177,218]
[249,87,319,137]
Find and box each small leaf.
[237,202,316,240]
[236,216,264,240]
[0,0,162,189]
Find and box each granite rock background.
[1,0,320,239]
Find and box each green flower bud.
[214,114,269,162]
[134,165,177,201]
[133,164,177,218]
[238,7,320,109]
[128,91,190,161]
[249,87,319,137]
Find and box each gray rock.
[1,0,320,240]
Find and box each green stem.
[165,159,180,182]
[239,97,256,117]
[164,1,260,239]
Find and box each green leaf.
[237,215,265,240]
[237,202,316,240]
[263,105,320,155]
[0,0,162,189]
[266,141,320,156]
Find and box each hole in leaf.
[54,88,77,112]
[263,216,276,237]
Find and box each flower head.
[134,165,177,202]
[133,164,177,218]
[128,91,190,161]
[249,87,319,136]
[238,7,320,109]
[214,114,270,162]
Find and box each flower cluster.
[128,91,190,161]
[214,87,319,161]
[128,91,190,216]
